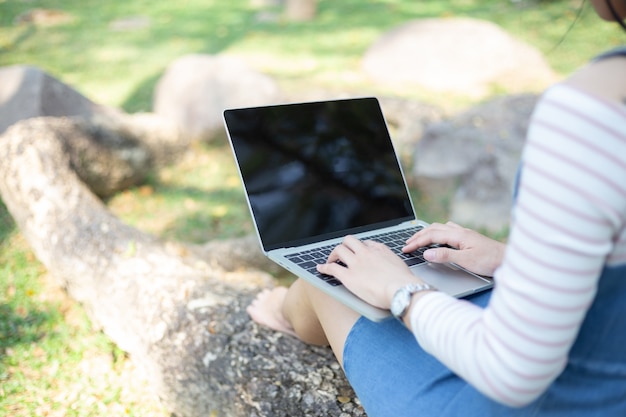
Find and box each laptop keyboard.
[284,226,438,287]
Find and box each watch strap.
[391,283,436,320]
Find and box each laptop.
[223,97,493,321]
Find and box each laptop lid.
[223,97,416,253]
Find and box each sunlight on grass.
[107,140,254,243]
[0,233,168,417]
[2,0,619,110]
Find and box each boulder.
[362,18,557,98]
[0,66,191,198]
[0,65,120,135]
[153,54,281,141]
[413,93,538,232]
[378,96,445,168]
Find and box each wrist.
[401,289,435,329]
[385,276,420,308]
[390,282,437,322]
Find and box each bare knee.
[282,280,360,367]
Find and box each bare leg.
[247,279,360,366]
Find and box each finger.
[404,228,449,251]
[406,223,444,244]
[445,221,463,229]
[363,239,386,251]
[328,237,366,263]
[423,247,460,264]
[316,262,345,278]
[405,223,465,251]
[326,244,355,264]
[341,235,365,252]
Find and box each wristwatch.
[390,283,436,320]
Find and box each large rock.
[153,54,281,141]
[5,115,187,199]
[378,96,445,167]
[413,94,538,232]
[0,66,188,197]
[0,65,119,134]
[362,18,556,98]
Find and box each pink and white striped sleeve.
[409,84,626,407]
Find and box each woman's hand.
[405,222,506,277]
[316,235,423,310]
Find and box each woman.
[248,1,626,415]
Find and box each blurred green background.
[1,0,623,415]
[1,0,623,112]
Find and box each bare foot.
[247,287,298,338]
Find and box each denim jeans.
[343,265,626,417]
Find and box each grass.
[0,207,169,417]
[1,0,623,110]
[107,139,255,243]
[0,0,623,415]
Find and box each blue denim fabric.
[343,265,626,417]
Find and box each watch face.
[391,288,410,317]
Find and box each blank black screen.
[224,97,414,251]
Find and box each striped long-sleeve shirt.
[410,84,626,407]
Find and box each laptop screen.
[224,97,415,251]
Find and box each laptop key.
[287,226,435,288]
[404,256,427,267]
[298,260,318,269]
[317,273,342,286]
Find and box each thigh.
[342,291,493,417]
[341,288,626,417]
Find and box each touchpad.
[410,262,492,298]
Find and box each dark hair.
[606,0,626,31]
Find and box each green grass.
[107,139,255,243]
[0,208,168,416]
[0,0,623,414]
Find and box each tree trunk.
[0,117,365,417]
[285,0,317,21]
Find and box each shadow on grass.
[0,24,37,54]
[121,3,264,112]
[0,304,52,350]
[122,70,162,113]
[0,199,16,245]
[0,302,56,379]
[119,0,586,113]
[144,183,252,244]
[120,30,252,112]
[119,1,432,112]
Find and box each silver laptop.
[223,97,492,321]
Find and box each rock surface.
[153,54,282,141]
[413,94,538,231]
[363,18,556,98]
[0,65,118,134]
